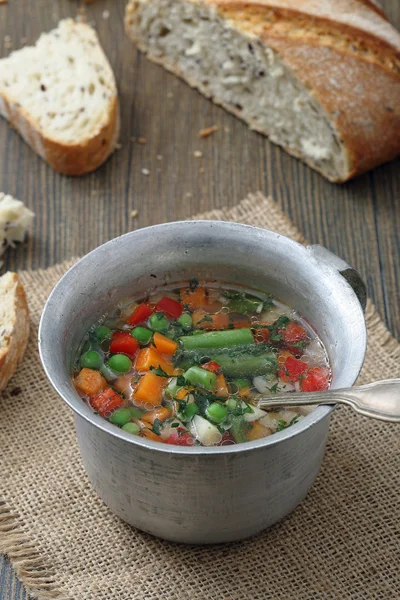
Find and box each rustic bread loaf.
[0,193,35,267]
[125,0,400,182]
[0,19,119,176]
[0,272,30,394]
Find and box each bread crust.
[0,92,120,176]
[125,0,400,181]
[0,273,30,395]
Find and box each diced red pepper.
[217,431,236,446]
[201,360,222,374]
[282,322,308,345]
[300,367,330,392]
[164,429,194,446]
[279,356,308,382]
[90,387,123,417]
[155,297,183,319]
[127,303,153,326]
[110,332,139,358]
[253,327,270,343]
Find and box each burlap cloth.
[0,193,399,600]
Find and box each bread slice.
[0,193,35,267]
[125,0,400,182]
[0,19,120,176]
[0,272,30,394]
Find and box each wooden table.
[1,1,399,597]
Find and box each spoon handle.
[256,379,400,423]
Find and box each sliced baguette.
[0,272,30,394]
[0,19,120,176]
[125,0,400,182]
[0,193,35,267]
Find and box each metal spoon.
[255,379,400,423]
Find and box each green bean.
[230,416,249,444]
[206,402,228,424]
[209,352,277,377]
[180,328,254,350]
[184,366,217,391]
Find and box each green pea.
[109,407,132,427]
[129,406,144,419]
[206,402,228,424]
[95,325,112,342]
[131,326,153,345]
[148,312,170,332]
[184,403,199,419]
[80,350,102,370]
[122,422,141,435]
[107,354,132,374]
[177,312,193,331]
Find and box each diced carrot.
[192,309,229,330]
[141,406,172,424]
[90,387,123,417]
[215,373,229,397]
[247,422,272,442]
[141,428,162,442]
[135,347,174,376]
[75,368,106,397]
[228,314,251,329]
[180,286,207,309]
[152,332,178,356]
[133,372,167,408]
[238,386,251,398]
[176,386,193,400]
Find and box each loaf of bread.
[125,0,400,182]
[0,19,119,176]
[0,272,30,395]
[0,192,35,267]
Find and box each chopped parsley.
[276,414,301,431]
[150,365,170,378]
[189,278,199,291]
[152,418,163,436]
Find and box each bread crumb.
[138,137,147,144]
[131,209,138,218]
[156,154,163,161]
[141,168,150,176]
[199,125,219,138]
[102,10,110,19]
[194,150,203,158]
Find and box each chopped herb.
[152,418,163,435]
[171,422,179,428]
[273,316,291,329]
[262,297,275,311]
[277,414,301,431]
[133,374,141,384]
[176,375,186,386]
[198,315,213,324]
[189,278,199,291]
[290,341,307,349]
[267,382,279,394]
[270,334,282,342]
[150,365,170,378]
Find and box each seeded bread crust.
[0,273,30,395]
[125,0,400,181]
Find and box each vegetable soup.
[73,281,332,446]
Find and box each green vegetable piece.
[131,326,152,345]
[109,407,133,427]
[165,378,181,399]
[80,350,102,370]
[230,378,251,392]
[149,312,170,332]
[230,416,249,443]
[177,312,193,330]
[107,354,132,374]
[95,325,112,342]
[184,366,217,391]
[210,352,277,377]
[184,403,199,419]
[122,422,141,435]
[225,293,262,315]
[206,402,228,424]
[180,328,254,351]
[129,406,144,419]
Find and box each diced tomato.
[165,429,195,446]
[201,361,222,374]
[282,322,308,345]
[300,367,330,392]
[90,387,123,417]
[110,332,139,358]
[253,327,270,343]
[127,303,153,326]
[155,297,183,319]
[279,356,308,382]
[217,431,236,446]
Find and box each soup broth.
[73,281,332,446]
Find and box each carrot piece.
[133,372,167,408]
[141,406,172,424]
[75,368,106,397]
[152,332,178,356]
[90,387,123,417]
[215,373,229,397]
[247,422,272,442]
[180,286,207,309]
[141,428,162,442]
[176,386,194,400]
[228,314,251,329]
[192,309,229,330]
[238,386,251,398]
[135,347,174,376]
